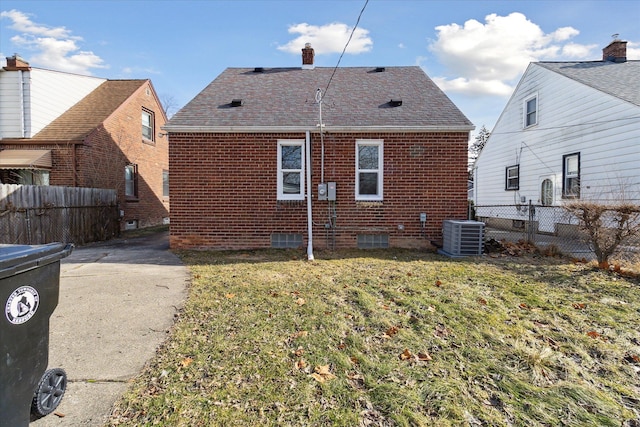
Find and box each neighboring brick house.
[165,44,473,251]
[0,55,169,230]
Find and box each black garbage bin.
[0,243,73,426]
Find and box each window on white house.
[505,165,519,190]
[524,95,538,128]
[356,140,383,201]
[125,164,138,198]
[142,109,154,141]
[563,153,580,198]
[277,140,304,200]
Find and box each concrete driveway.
[32,230,189,426]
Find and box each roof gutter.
[162,125,475,133]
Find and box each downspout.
[306,130,314,260]
[18,70,26,137]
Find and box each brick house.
[0,55,169,230]
[165,45,473,251]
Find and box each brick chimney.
[4,54,31,71]
[302,43,314,70]
[602,39,627,63]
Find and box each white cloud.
[0,9,105,74]
[277,22,372,55]
[429,12,595,97]
[627,41,640,60]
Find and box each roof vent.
[374,67,386,72]
[254,67,264,73]
[389,99,402,107]
[230,99,243,107]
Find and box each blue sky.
[1,0,639,137]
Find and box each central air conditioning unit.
[439,220,485,257]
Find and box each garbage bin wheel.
[31,368,67,420]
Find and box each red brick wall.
[97,84,169,229]
[0,82,169,230]
[169,131,469,250]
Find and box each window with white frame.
[142,109,154,141]
[505,165,519,190]
[277,140,304,200]
[356,139,383,201]
[524,94,538,128]
[562,153,580,198]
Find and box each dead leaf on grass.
[225,293,235,299]
[478,298,488,305]
[385,326,400,338]
[587,331,601,339]
[310,365,336,383]
[417,352,432,361]
[295,359,307,370]
[434,324,450,339]
[624,353,640,364]
[181,357,193,367]
[572,303,586,309]
[435,280,442,287]
[399,348,413,360]
[519,303,531,310]
[296,298,306,306]
[292,330,308,339]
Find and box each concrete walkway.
[32,231,189,426]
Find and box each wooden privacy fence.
[0,184,119,245]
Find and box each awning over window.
[0,150,52,169]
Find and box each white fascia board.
[162,125,475,133]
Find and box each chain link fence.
[471,202,640,265]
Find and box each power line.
[322,0,369,99]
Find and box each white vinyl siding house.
[474,44,640,233]
[0,63,104,138]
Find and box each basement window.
[357,234,389,249]
[271,233,303,248]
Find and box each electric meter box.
[327,182,336,201]
[318,183,328,201]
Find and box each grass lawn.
[108,249,640,426]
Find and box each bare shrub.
[563,201,640,265]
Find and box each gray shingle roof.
[536,60,640,106]
[165,66,473,132]
[33,80,147,141]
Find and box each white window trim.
[523,93,538,128]
[277,139,305,201]
[506,165,519,190]
[355,139,384,201]
[142,109,154,141]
